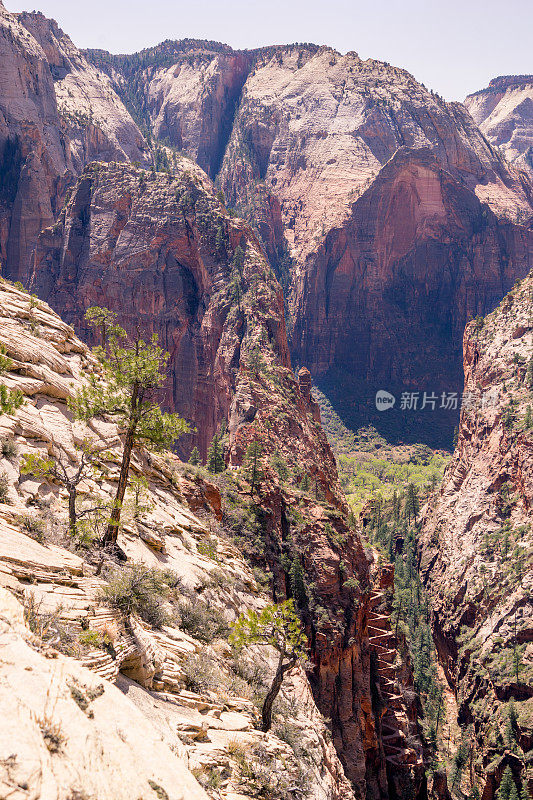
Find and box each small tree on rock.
[20,440,109,537]
[230,600,307,732]
[0,344,23,415]
[71,308,189,547]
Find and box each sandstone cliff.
[419,271,533,798]
[465,76,533,178]
[85,41,533,445]
[0,1,147,280]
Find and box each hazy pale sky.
[8,0,532,100]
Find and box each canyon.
[0,2,531,799]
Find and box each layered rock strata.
[419,271,533,798]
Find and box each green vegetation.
[207,432,225,473]
[0,344,23,415]
[20,441,108,538]
[313,387,449,514]
[0,471,9,503]
[365,489,446,770]
[72,307,188,546]
[98,563,175,628]
[1,436,18,461]
[177,598,230,643]
[188,446,200,465]
[243,439,264,495]
[230,600,307,732]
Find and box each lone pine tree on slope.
[230,600,307,732]
[72,307,188,547]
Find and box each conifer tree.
[243,439,263,495]
[71,307,188,546]
[289,556,307,607]
[0,344,23,415]
[496,767,516,800]
[207,433,224,473]
[230,600,307,732]
[232,244,245,275]
[188,446,200,466]
[392,490,400,522]
[405,482,420,523]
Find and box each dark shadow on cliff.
[314,368,459,450]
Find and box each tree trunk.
[68,485,77,537]
[103,425,135,546]
[261,654,295,732]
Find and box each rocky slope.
[0,258,409,797]
[419,271,533,798]
[465,76,533,178]
[86,41,533,445]
[0,1,147,280]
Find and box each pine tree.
[215,225,227,257]
[232,244,245,275]
[188,446,200,466]
[230,600,307,732]
[289,556,307,607]
[524,405,532,429]
[405,482,419,523]
[392,490,400,522]
[71,308,188,546]
[243,439,263,495]
[206,434,224,473]
[496,767,516,800]
[0,344,23,415]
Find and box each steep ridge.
[0,278,381,799]
[419,271,533,798]
[368,563,425,798]
[465,76,533,178]
[88,41,255,179]
[25,160,399,795]
[0,1,148,280]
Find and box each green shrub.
[0,471,10,503]
[176,599,229,642]
[182,651,227,693]
[1,437,18,461]
[99,564,172,628]
[19,513,46,542]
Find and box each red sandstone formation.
[419,270,533,797]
